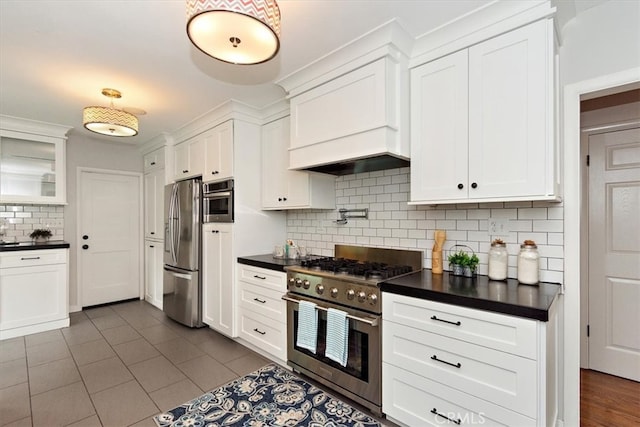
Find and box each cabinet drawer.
[383,364,535,427]
[383,293,537,359]
[238,281,286,322]
[237,265,286,292]
[383,320,537,418]
[238,309,286,361]
[0,249,67,268]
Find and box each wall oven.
[283,245,423,417]
[202,179,233,223]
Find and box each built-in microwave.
[202,179,234,223]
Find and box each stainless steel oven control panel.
[286,272,381,313]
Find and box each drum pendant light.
[83,89,139,137]
[186,0,281,65]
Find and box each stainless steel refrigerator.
[163,178,204,327]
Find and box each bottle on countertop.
[431,230,446,274]
[488,239,508,281]
[518,239,540,285]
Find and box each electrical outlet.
[488,218,509,235]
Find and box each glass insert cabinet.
[0,116,71,205]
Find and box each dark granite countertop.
[237,254,302,272]
[380,269,561,321]
[0,240,71,252]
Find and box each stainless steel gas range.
[283,245,423,416]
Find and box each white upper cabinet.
[261,116,335,210]
[173,136,205,181]
[410,19,558,204]
[203,120,233,182]
[0,116,71,204]
[143,147,165,173]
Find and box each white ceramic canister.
[488,239,508,281]
[517,240,540,285]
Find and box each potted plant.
[448,249,469,276]
[464,253,480,278]
[29,228,52,242]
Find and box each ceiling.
[0,1,602,146]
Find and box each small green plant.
[448,249,469,266]
[466,253,480,270]
[29,228,52,240]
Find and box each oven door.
[284,293,382,414]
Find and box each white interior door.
[79,170,141,307]
[588,127,640,382]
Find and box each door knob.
[82,235,89,240]
[82,244,89,250]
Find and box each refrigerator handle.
[170,184,178,265]
[163,264,192,280]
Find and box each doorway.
[77,168,142,307]
[580,93,640,382]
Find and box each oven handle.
[282,295,379,327]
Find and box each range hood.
[303,154,409,176]
[278,20,413,177]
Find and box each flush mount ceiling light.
[83,88,139,137]
[186,0,281,65]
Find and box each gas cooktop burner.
[299,257,412,280]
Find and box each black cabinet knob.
[82,235,89,240]
[150,161,156,166]
[457,183,464,190]
[82,244,89,250]
[283,197,287,201]
[278,198,282,201]
[471,182,478,189]
[182,169,188,173]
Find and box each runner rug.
[154,363,382,427]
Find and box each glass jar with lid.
[518,240,540,285]
[488,239,508,281]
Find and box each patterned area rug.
[154,363,382,427]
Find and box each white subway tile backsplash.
[0,203,65,242]
[286,168,565,283]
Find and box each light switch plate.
[488,218,509,235]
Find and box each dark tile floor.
[0,300,270,427]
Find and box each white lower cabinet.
[202,223,234,337]
[144,240,163,309]
[0,249,69,339]
[382,293,558,427]
[236,264,287,362]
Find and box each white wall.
[65,131,143,310]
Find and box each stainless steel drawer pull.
[253,275,266,280]
[431,408,461,425]
[253,328,266,335]
[253,298,266,304]
[21,256,41,260]
[430,315,461,326]
[431,355,461,369]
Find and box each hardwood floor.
[580,369,640,426]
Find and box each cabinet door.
[410,50,469,203]
[0,263,67,332]
[204,121,234,182]
[202,223,235,337]
[143,168,164,239]
[143,147,165,172]
[173,141,190,179]
[0,135,66,204]
[468,19,551,199]
[144,240,163,309]
[261,117,315,209]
